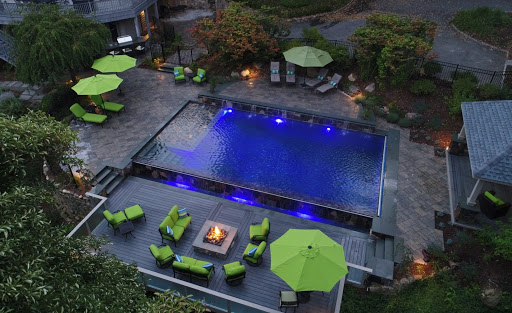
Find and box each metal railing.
[66,192,108,238]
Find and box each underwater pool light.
[275,118,284,124]
[326,127,331,132]
[228,109,233,113]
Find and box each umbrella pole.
[117,86,124,97]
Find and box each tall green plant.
[301,28,350,70]
[11,5,110,84]
[477,219,512,261]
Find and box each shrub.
[448,77,478,116]
[422,61,442,77]
[386,112,399,123]
[398,118,411,128]
[411,99,430,114]
[39,84,77,117]
[395,243,414,277]
[479,83,501,100]
[361,108,371,120]
[209,76,218,93]
[376,108,387,117]
[459,261,478,282]
[454,230,475,249]
[453,7,512,37]
[0,96,25,117]
[279,0,309,8]
[411,115,425,126]
[302,28,351,70]
[451,71,478,83]
[428,115,443,130]
[477,218,512,261]
[410,79,436,96]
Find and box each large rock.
[480,285,502,308]
[365,83,375,93]
[184,67,193,74]
[348,73,357,81]
[348,85,360,95]
[230,71,240,78]
[405,112,422,119]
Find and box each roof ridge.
[474,141,512,177]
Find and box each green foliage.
[350,13,436,86]
[361,108,371,120]
[209,76,218,93]
[447,77,478,117]
[459,261,478,282]
[301,28,351,70]
[422,61,442,77]
[451,71,478,83]
[479,83,501,100]
[279,38,303,52]
[398,118,411,128]
[376,107,387,117]
[340,285,390,312]
[0,96,25,118]
[279,0,309,8]
[386,112,399,123]
[412,99,429,114]
[239,0,351,18]
[39,84,77,120]
[410,79,436,96]
[411,115,425,126]
[0,111,82,190]
[428,114,443,130]
[190,3,280,72]
[12,5,110,84]
[0,187,148,312]
[145,290,210,312]
[453,7,512,37]
[454,230,475,249]
[477,219,512,261]
[395,243,414,277]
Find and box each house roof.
[461,100,512,185]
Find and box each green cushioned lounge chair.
[124,204,146,222]
[173,67,185,84]
[223,261,246,285]
[279,291,299,312]
[90,95,125,114]
[70,103,107,125]
[250,217,270,241]
[243,241,267,266]
[192,68,206,84]
[103,210,127,234]
[149,244,174,268]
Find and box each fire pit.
[204,226,228,246]
[193,220,239,259]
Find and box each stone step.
[375,238,385,259]
[105,175,124,195]
[93,167,112,186]
[384,237,394,261]
[393,237,405,263]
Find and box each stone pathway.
[0,81,44,107]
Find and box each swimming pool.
[136,105,386,217]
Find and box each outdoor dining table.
[106,36,148,56]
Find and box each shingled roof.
[461,100,512,185]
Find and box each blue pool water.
[148,109,386,216]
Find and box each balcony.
[68,176,372,313]
[0,0,156,25]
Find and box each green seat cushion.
[249,224,262,238]
[103,101,125,112]
[281,291,298,303]
[82,112,107,124]
[175,75,185,80]
[190,265,209,276]
[70,103,86,118]
[181,256,197,265]
[173,261,190,271]
[175,216,191,228]
[169,225,184,241]
[169,205,179,223]
[103,210,126,229]
[194,259,211,267]
[159,216,174,233]
[124,204,144,220]
[224,262,245,277]
[484,191,506,206]
[158,245,174,260]
[149,244,160,259]
[254,241,267,258]
[193,76,205,83]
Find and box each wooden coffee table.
[192,220,238,259]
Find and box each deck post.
[134,16,141,37]
[458,124,466,140]
[467,178,483,206]
[144,8,151,37]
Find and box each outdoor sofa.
[158,205,192,246]
[223,261,246,285]
[172,255,215,287]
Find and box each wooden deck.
[93,177,369,313]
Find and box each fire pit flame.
[204,226,228,246]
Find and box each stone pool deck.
[73,67,447,263]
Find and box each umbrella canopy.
[92,55,136,73]
[283,46,333,68]
[72,74,123,95]
[271,229,348,292]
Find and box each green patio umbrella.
[283,46,333,68]
[270,229,348,292]
[71,74,123,95]
[91,55,136,73]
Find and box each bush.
[411,115,425,126]
[411,99,429,114]
[453,7,512,37]
[280,0,309,9]
[459,261,478,282]
[39,84,77,118]
[477,218,512,261]
[448,77,478,116]
[375,107,387,117]
[398,118,411,128]
[302,28,351,70]
[451,71,478,83]
[479,83,501,100]
[410,79,436,96]
[454,230,475,249]
[428,115,443,130]
[422,61,442,77]
[0,96,25,118]
[386,112,399,123]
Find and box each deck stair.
[158,63,175,73]
[364,235,403,282]
[90,166,124,196]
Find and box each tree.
[145,290,210,312]
[350,13,436,87]
[189,2,280,72]
[0,111,83,191]
[11,5,110,84]
[0,187,148,312]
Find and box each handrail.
[66,192,107,238]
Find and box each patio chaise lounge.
[305,68,328,88]
[223,261,246,286]
[242,241,267,266]
[102,209,127,234]
[159,205,192,246]
[478,191,511,219]
[192,68,207,84]
[70,103,107,125]
[270,61,281,84]
[90,95,125,115]
[285,62,296,85]
[172,255,215,287]
[249,217,270,241]
[149,244,174,268]
[173,66,186,84]
[315,73,342,94]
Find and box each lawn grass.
[340,271,512,313]
[452,7,512,38]
[237,0,351,18]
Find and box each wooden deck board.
[93,177,369,313]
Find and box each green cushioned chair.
[279,291,298,312]
[172,255,215,287]
[90,95,125,114]
[70,103,107,125]
[173,67,185,84]
[124,204,146,222]
[192,68,206,84]
[250,217,270,241]
[149,244,174,268]
[243,241,267,266]
[103,210,127,234]
[158,205,191,246]
[223,261,246,285]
